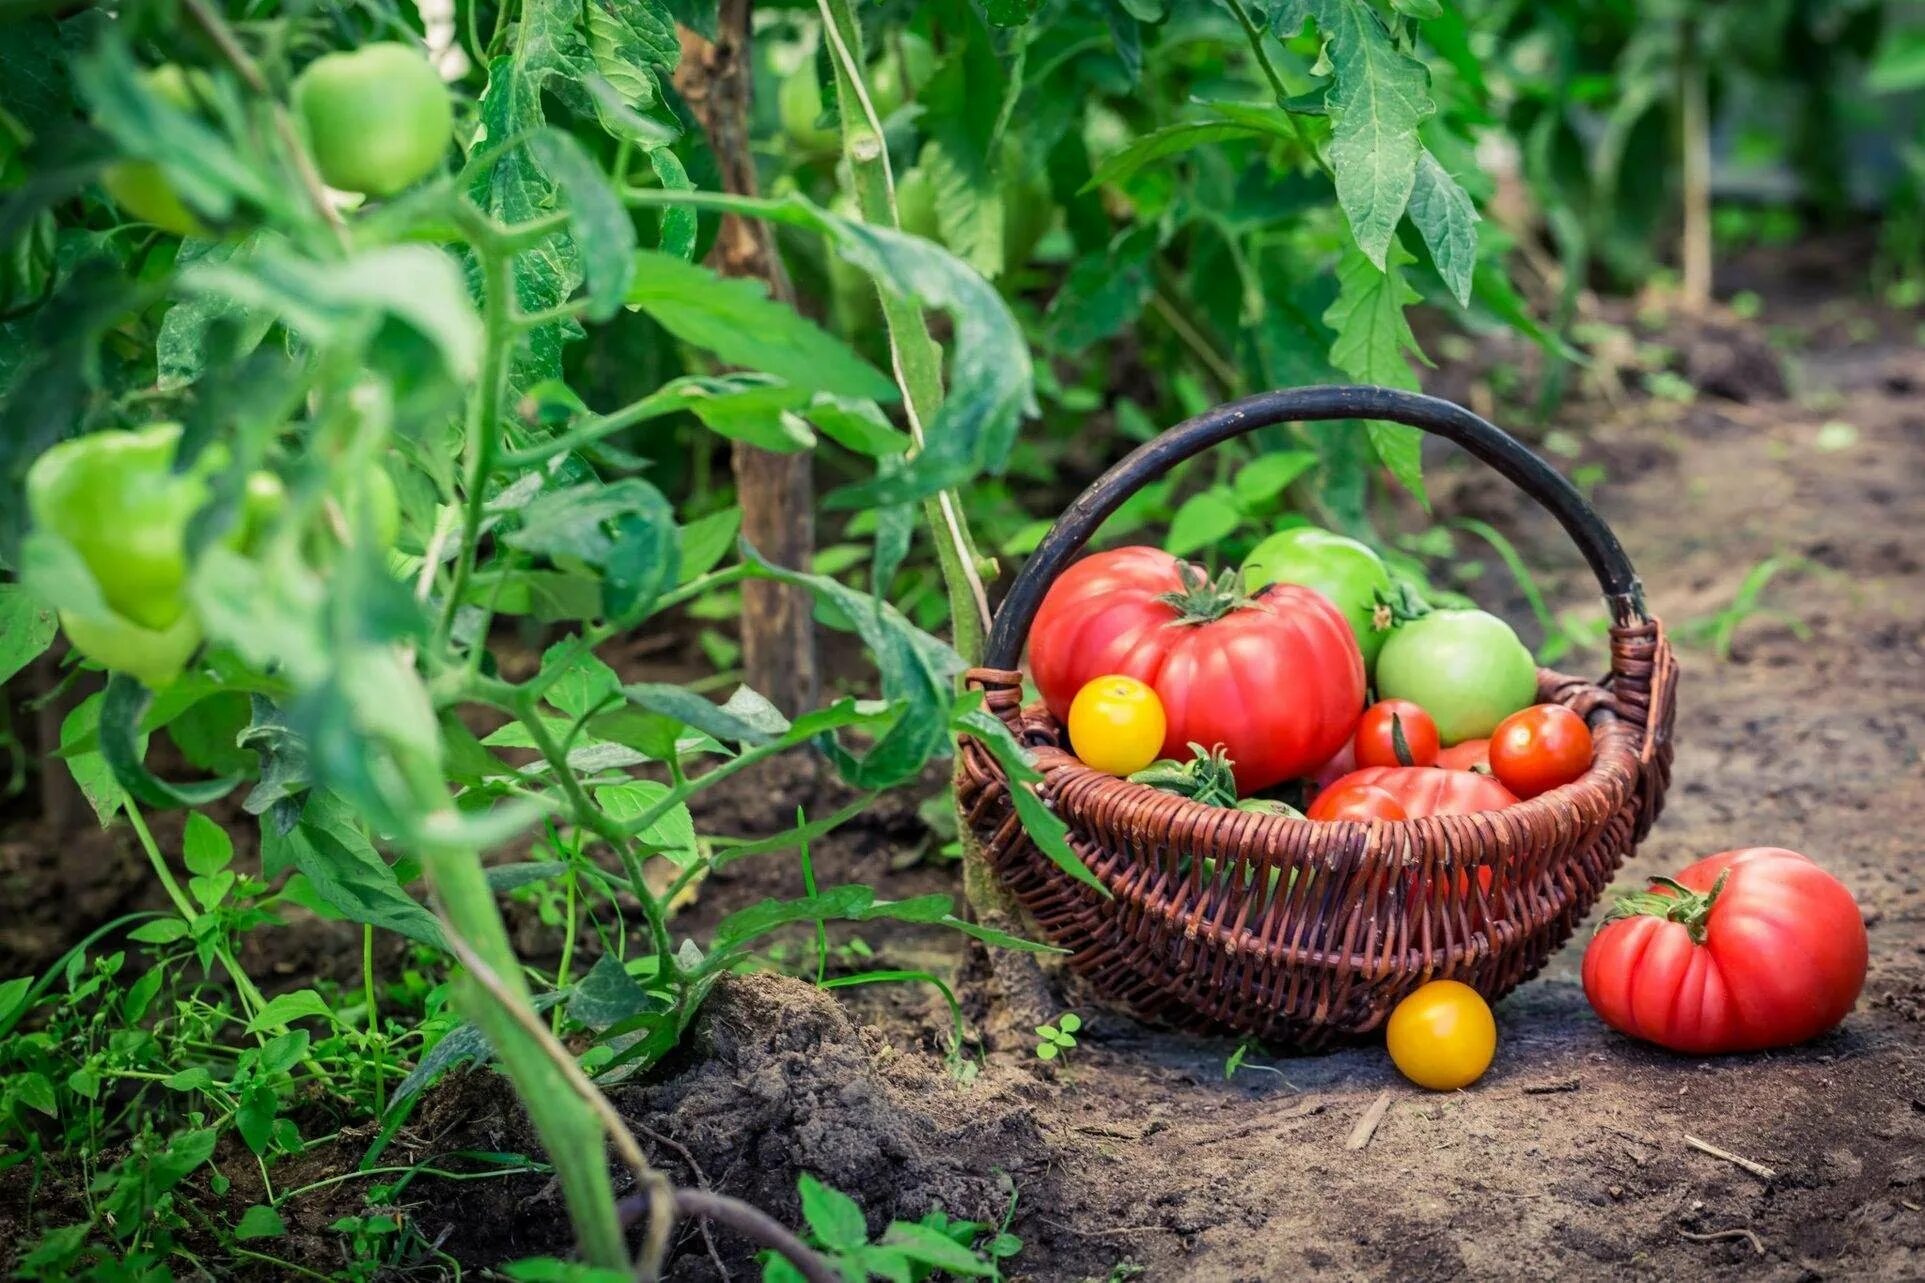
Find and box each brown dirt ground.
[5,251,1924,1281]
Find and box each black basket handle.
[982,385,1649,673]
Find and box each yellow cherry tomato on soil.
[1067,675,1166,776]
[1385,979,1496,1091]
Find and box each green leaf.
[797,1173,869,1253]
[1164,487,1240,557]
[646,147,696,261]
[0,584,56,686]
[527,129,636,322]
[1407,150,1478,307]
[130,918,190,945]
[880,1221,997,1276]
[505,479,680,623]
[685,381,817,453]
[1869,28,1925,93]
[59,693,127,826]
[954,704,1107,898]
[626,250,895,401]
[246,988,335,1033]
[1233,450,1319,505]
[593,780,697,863]
[567,952,664,1031]
[1323,240,1428,502]
[622,682,777,746]
[182,813,234,876]
[235,1205,286,1241]
[803,396,912,457]
[1279,0,1434,268]
[0,977,34,1029]
[179,243,483,383]
[262,792,446,950]
[12,1071,56,1117]
[1081,121,1267,192]
[1046,231,1156,351]
[937,915,1063,954]
[98,675,241,810]
[713,885,874,951]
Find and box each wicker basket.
[957,386,1678,1049]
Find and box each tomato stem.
[1602,870,1730,945]
[1156,562,1251,624]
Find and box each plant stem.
[1223,0,1334,178]
[816,0,993,666]
[435,202,516,653]
[124,803,268,1023]
[362,925,384,1118]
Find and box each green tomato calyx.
[1601,870,1730,945]
[1157,562,1252,625]
[1373,582,1431,629]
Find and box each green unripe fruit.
[1242,526,1394,673]
[101,66,209,236]
[1375,609,1539,745]
[293,43,452,197]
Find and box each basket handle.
[982,385,1651,673]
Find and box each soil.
[5,249,1924,1281]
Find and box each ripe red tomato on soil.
[1353,698,1440,769]
[1030,546,1365,792]
[1319,766,1518,818]
[1489,704,1592,798]
[1582,848,1867,1054]
[1307,782,1408,822]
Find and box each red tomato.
[1030,547,1365,792]
[1436,739,1490,772]
[1307,783,1407,822]
[1582,848,1867,1054]
[1489,704,1593,799]
[1354,699,1440,769]
[1322,766,1518,818]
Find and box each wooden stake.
[674,0,818,717]
[1345,1090,1392,1150]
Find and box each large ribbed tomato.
[1582,848,1867,1054]
[1321,766,1518,817]
[1029,546,1364,792]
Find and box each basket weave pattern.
[959,613,1676,1050]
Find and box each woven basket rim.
[1015,673,1640,879]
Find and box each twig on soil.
[1198,1096,1325,1145]
[1036,1216,1175,1239]
[1522,1079,1581,1094]
[1678,1226,1766,1256]
[1682,1134,1777,1181]
[632,1122,728,1281]
[1345,1091,1392,1151]
[619,1187,839,1283]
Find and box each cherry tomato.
[1582,848,1867,1054]
[1307,782,1407,823]
[1488,704,1593,799]
[1386,980,1496,1090]
[1067,675,1166,776]
[101,66,211,237]
[1437,739,1490,773]
[1354,699,1440,769]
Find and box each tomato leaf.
[1323,240,1429,504]
[1406,150,1479,308]
[262,792,446,950]
[527,128,635,322]
[0,583,56,687]
[99,674,241,810]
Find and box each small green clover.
[1034,1012,1081,1062]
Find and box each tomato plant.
[1321,766,1518,818]
[1489,704,1593,799]
[1375,609,1538,745]
[1029,547,1365,792]
[1354,698,1440,769]
[1582,849,1868,1054]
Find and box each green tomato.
[778,63,839,156]
[56,609,204,691]
[868,33,935,118]
[27,424,214,632]
[1242,526,1394,672]
[292,43,452,197]
[100,66,210,236]
[1374,610,1539,745]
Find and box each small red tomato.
[1437,738,1490,773]
[1311,738,1357,792]
[1308,782,1408,822]
[1488,704,1593,798]
[1354,698,1440,769]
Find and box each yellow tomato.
[1385,979,1496,1091]
[1067,675,1166,776]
